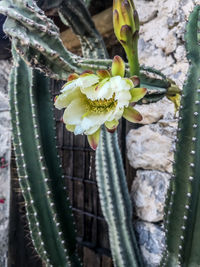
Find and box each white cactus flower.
[55,56,146,149]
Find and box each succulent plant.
[161,5,200,267]
[1,0,197,267]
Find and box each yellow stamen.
[86,94,117,113]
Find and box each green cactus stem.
[161,5,200,267]
[0,1,181,266]
[9,66,50,264]
[58,0,108,59]
[10,45,80,266]
[59,1,144,265]
[96,128,144,267]
[0,0,178,105]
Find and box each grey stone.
[134,97,175,125]
[126,119,177,173]
[131,170,170,222]
[135,0,196,85]
[0,60,12,95]
[135,221,165,267]
[0,59,11,266]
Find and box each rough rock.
[131,170,170,222]
[126,0,197,264]
[135,97,175,125]
[0,60,11,266]
[135,221,165,267]
[135,0,198,86]
[126,119,177,173]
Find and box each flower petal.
[79,74,99,88]
[167,94,180,113]
[120,25,132,43]
[96,70,111,79]
[123,106,143,123]
[110,76,131,92]
[81,85,98,100]
[61,80,78,93]
[63,98,86,125]
[80,70,94,75]
[105,119,119,133]
[130,87,147,102]
[67,73,79,82]
[113,9,121,40]
[115,90,131,108]
[82,111,111,132]
[87,128,101,150]
[111,55,125,77]
[96,80,113,100]
[65,123,75,132]
[108,106,124,121]
[130,75,140,87]
[54,88,81,109]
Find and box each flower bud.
[113,0,140,76]
[113,0,139,44]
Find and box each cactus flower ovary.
[55,56,146,149]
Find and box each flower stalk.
[113,0,140,76]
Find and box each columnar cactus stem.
[10,46,81,266]
[9,67,50,264]
[58,0,108,59]
[161,6,200,267]
[0,0,183,266]
[96,129,144,267]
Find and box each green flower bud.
[113,0,140,76]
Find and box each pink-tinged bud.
[130,76,140,87]
[54,95,58,103]
[111,55,125,77]
[67,73,79,82]
[113,9,121,41]
[113,0,138,41]
[134,10,139,31]
[113,0,140,76]
[87,128,101,150]
[96,70,111,79]
[121,0,134,29]
[80,70,94,77]
[120,25,132,44]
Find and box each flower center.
[87,94,117,113]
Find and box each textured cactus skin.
[96,129,144,267]
[161,6,200,267]
[10,46,81,267]
[59,2,144,265]
[0,0,183,266]
[0,0,172,99]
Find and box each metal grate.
[52,74,137,266]
[52,80,113,266]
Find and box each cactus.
[161,5,200,267]
[96,128,144,266]
[0,0,172,95]
[0,0,185,266]
[10,45,81,266]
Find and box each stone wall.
[0,60,12,266]
[126,0,199,266]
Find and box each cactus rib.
[161,5,200,267]
[58,0,108,59]
[10,46,80,266]
[96,128,144,267]
[10,66,50,263]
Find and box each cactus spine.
[96,129,144,266]
[0,0,184,266]
[161,6,200,267]
[10,46,80,266]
